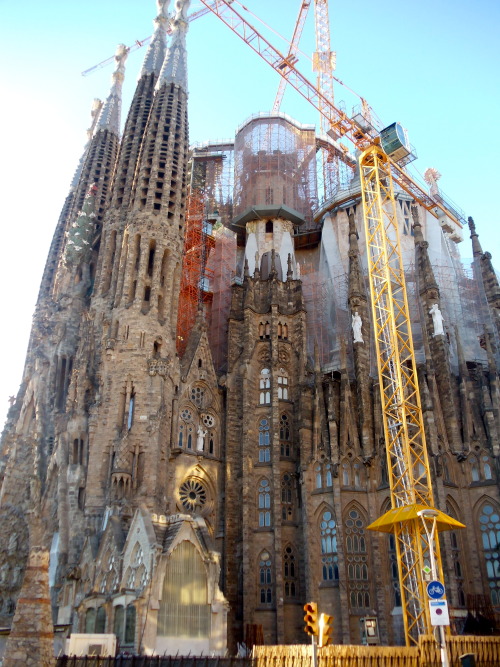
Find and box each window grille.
[157,541,209,637]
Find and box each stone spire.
[96,44,128,135]
[70,99,103,191]
[411,206,461,453]
[468,216,483,258]
[346,210,372,452]
[412,206,440,300]
[156,0,191,92]
[140,0,171,78]
[468,217,500,338]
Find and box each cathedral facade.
[1,0,500,656]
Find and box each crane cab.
[380,122,412,163]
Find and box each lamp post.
[417,508,449,667]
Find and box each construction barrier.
[55,636,500,667]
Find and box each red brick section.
[3,547,55,667]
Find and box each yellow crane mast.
[198,0,465,646]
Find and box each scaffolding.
[176,187,216,356]
[176,142,236,360]
[233,113,319,232]
[207,225,237,372]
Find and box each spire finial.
[156,0,191,92]
[411,205,424,243]
[96,44,128,135]
[140,0,171,78]
[287,253,293,280]
[424,167,441,197]
[254,251,260,279]
[468,216,483,257]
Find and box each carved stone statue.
[429,303,444,337]
[352,311,364,344]
[196,425,207,451]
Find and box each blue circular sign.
[427,580,445,599]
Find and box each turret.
[412,206,462,453]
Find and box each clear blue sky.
[0,0,499,428]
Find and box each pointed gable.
[93,516,125,595]
[121,506,158,592]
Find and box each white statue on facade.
[0,563,9,584]
[429,303,445,336]
[196,424,207,451]
[352,312,364,344]
[7,534,17,555]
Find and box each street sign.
[429,599,450,626]
[426,580,445,599]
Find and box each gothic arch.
[472,494,500,518]
[313,500,336,522]
[445,495,463,522]
[157,540,210,639]
[343,500,369,523]
[379,496,392,516]
[282,542,299,599]
[442,453,455,484]
[472,496,500,605]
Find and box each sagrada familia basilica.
[1,0,500,657]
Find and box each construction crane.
[198,0,465,648]
[81,0,235,77]
[272,1,311,113]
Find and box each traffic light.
[303,601,318,636]
[319,612,333,647]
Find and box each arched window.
[259,550,273,605]
[259,368,271,404]
[283,545,298,599]
[353,461,363,488]
[479,502,500,605]
[380,454,389,487]
[442,456,453,484]
[95,606,106,633]
[258,479,271,527]
[470,455,480,482]
[483,456,493,480]
[446,502,465,606]
[279,414,291,457]
[342,462,350,486]
[113,605,125,643]
[320,510,339,581]
[388,533,402,607]
[179,408,193,450]
[127,391,135,430]
[315,464,322,489]
[124,605,136,645]
[157,541,209,638]
[258,419,270,463]
[325,463,333,487]
[345,508,370,609]
[191,386,205,408]
[85,607,96,633]
[281,473,294,521]
[277,370,289,400]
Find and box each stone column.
[3,547,55,667]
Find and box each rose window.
[179,479,207,512]
[202,414,215,428]
[191,387,205,408]
[181,408,193,421]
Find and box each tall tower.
[0,0,228,655]
[2,0,500,656]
